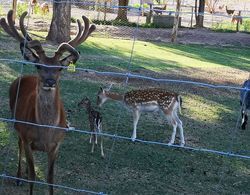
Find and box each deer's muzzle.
[43,79,56,90]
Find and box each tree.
[205,0,220,14]
[12,0,17,21]
[115,0,129,22]
[171,0,181,43]
[195,0,205,27]
[46,0,71,44]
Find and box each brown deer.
[225,6,235,15]
[0,10,96,195]
[78,97,104,158]
[97,87,185,146]
[231,12,243,25]
[153,4,167,15]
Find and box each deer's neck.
[106,92,124,102]
[36,87,61,126]
[85,104,92,114]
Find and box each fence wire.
[0,0,250,194]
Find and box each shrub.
[17,2,28,17]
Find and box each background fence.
[0,0,250,194]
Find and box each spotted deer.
[0,10,96,195]
[78,97,104,158]
[97,87,185,146]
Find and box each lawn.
[0,30,250,194]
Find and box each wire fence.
[1,0,250,33]
[0,0,250,194]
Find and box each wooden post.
[146,3,153,24]
[12,0,17,21]
[171,0,181,43]
[191,6,193,28]
[104,1,107,22]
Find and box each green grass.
[212,19,250,33]
[0,32,250,194]
[76,37,250,72]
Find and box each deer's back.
[124,88,178,110]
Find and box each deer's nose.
[45,79,56,87]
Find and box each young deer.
[29,0,38,14]
[0,10,95,195]
[240,79,250,130]
[78,97,104,158]
[40,2,49,15]
[231,12,243,25]
[97,87,185,146]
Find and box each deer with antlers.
[0,10,95,195]
[97,87,185,146]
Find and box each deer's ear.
[60,54,78,66]
[20,42,39,63]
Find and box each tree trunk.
[196,0,205,27]
[115,0,129,22]
[171,0,181,43]
[46,0,71,44]
[12,0,17,21]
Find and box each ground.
[97,25,250,46]
[1,6,250,194]
[24,5,250,47]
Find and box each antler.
[0,10,23,42]
[54,43,79,63]
[54,15,96,61]
[68,15,96,48]
[0,10,46,59]
[1,10,96,65]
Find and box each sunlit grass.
[0,32,250,194]
[212,19,250,33]
[185,94,233,123]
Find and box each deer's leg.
[16,137,23,186]
[23,143,35,195]
[132,110,141,141]
[174,113,185,146]
[99,123,104,158]
[89,133,93,143]
[241,110,248,130]
[94,119,98,144]
[48,145,60,195]
[165,114,177,145]
[90,123,95,153]
[242,114,248,130]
